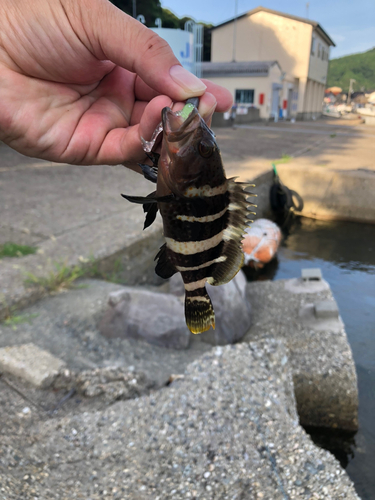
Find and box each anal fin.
[155,244,177,279]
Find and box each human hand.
[0,0,233,166]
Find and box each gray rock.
[53,366,154,402]
[4,340,359,499]
[99,287,190,349]
[0,343,65,388]
[169,270,252,345]
[245,279,358,431]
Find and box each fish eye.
[198,141,214,158]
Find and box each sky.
[161,0,375,59]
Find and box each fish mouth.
[162,106,201,144]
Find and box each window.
[318,43,321,58]
[311,37,316,55]
[235,89,254,104]
[321,46,325,60]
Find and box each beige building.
[204,7,335,120]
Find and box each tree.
[109,0,162,26]
[109,1,212,61]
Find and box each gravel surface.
[0,340,359,500]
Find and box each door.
[287,88,293,117]
[271,84,282,121]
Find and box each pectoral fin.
[139,163,158,183]
[143,203,158,229]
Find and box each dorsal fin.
[209,180,256,286]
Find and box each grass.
[330,134,337,138]
[4,313,39,330]
[23,256,125,293]
[0,295,39,330]
[0,242,37,259]
[24,261,87,293]
[273,154,293,165]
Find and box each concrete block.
[302,268,322,282]
[315,299,339,319]
[246,279,358,431]
[0,343,66,388]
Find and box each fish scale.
[122,101,256,334]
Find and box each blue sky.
[161,0,375,58]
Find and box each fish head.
[159,106,220,195]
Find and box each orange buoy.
[242,218,281,268]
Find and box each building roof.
[212,6,336,47]
[201,61,280,78]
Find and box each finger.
[94,91,218,165]
[95,95,173,165]
[134,76,233,114]
[79,0,207,100]
[202,80,233,112]
[134,76,160,102]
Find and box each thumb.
[78,0,207,100]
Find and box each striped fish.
[122,103,255,334]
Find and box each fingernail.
[170,65,207,94]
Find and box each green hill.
[327,48,375,91]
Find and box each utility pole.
[232,0,238,62]
[348,78,356,104]
[306,2,309,18]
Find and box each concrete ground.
[218,117,375,180]
[1,116,373,315]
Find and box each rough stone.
[169,270,252,345]
[0,341,359,499]
[245,279,358,431]
[99,287,191,349]
[0,343,65,388]
[53,366,155,402]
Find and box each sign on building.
[150,28,194,74]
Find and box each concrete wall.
[308,30,330,84]
[211,108,260,127]
[277,164,375,223]
[203,72,281,119]
[212,11,312,81]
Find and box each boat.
[242,218,282,268]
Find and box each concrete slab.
[245,279,358,431]
[0,157,163,319]
[0,341,360,500]
[0,343,65,388]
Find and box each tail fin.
[185,289,215,334]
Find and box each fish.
[122,101,256,334]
